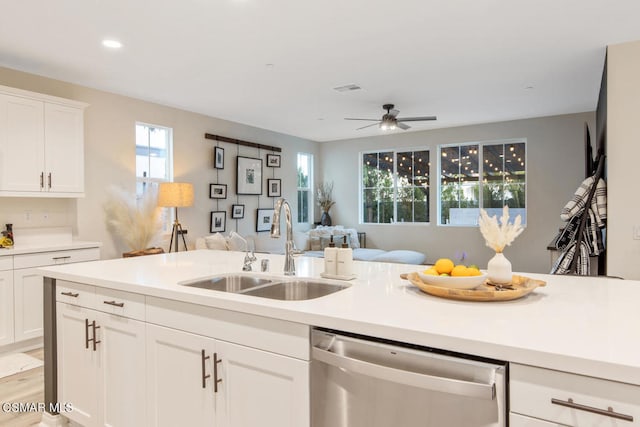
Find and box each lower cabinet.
[14,267,44,341]
[510,413,562,426]
[146,323,310,427]
[0,269,13,346]
[56,302,146,427]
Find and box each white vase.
[487,252,512,284]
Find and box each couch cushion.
[204,233,228,250]
[371,250,426,265]
[352,248,387,261]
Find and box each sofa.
[196,226,426,265]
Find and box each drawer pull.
[103,300,125,308]
[213,352,222,393]
[201,350,210,389]
[52,256,72,261]
[551,398,634,422]
[60,291,79,298]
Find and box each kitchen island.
[37,250,640,426]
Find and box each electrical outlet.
[24,211,32,222]
[634,226,640,240]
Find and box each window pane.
[361,151,394,223]
[297,153,313,223]
[396,150,429,223]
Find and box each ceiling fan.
[345,104,437,131]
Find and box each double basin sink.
[181,273,349,301]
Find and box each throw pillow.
[204,233,228,250]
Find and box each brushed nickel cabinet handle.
[48,172,51,189]
[40,172,44,189]
[52,256,71,261]
[85,318,90,349]
[551,398,634,422]
[103,300,124,308]
[213,352,222,393]
[201,350,211,389]
[61,291,79,297]
[92,322,101,352]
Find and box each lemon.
[467,267,482,276]
[422,267,438,276]
[451,265,469,277]
[434,258,454,274]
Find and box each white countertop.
[0,240,102,256]
[37,250,640,386]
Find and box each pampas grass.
[478,206,524,253]
[103,186,162,251]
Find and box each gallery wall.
[320,112,595,274]
[0,66,320,259]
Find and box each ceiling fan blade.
[344,118,380,121]
[395,116,437,122]
[396,122,411,130]
[388,109,400,118]
[356,122,381,130]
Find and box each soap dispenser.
[336,235,353,277]
[323,236,338,276]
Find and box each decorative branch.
[478,206,524,253]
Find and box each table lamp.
[158,182,194,252]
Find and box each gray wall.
[0,66,320,259]
[320,113,595,273]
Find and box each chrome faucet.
[230,231,256,271]
[271,198,297,276]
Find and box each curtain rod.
[204,133,282,153]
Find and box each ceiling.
[1,1,639,142]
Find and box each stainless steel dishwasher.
[311,328,507,427]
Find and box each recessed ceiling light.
[102,39,122,49]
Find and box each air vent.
[333,84,362,92]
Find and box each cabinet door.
[510,413,562,426]
[56,302,99,427]
[0,270,14,345]
[96,311,146,427]
[44,102,84,193]
[146,324,217,427]
[13,268,43,342]
[0,94,45,192]
[216,339,310,427]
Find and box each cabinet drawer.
[14,247,100,269]
[0,256,12,271]
[56,280,95,307]
[511,363,639,426]
[95,287,145,321]
[510,413,561,426]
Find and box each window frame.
[296,152,313,225]
[359,147,431,225]
[437,138,527,227]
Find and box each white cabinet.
[8,247,100,347]
[510,363,639,426]
[145,323,310,427]
[56,284,146,427]
[0,257,14,346]
[0,85,87,197]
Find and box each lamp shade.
[157,182,194,208]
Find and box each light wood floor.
[0,348,44,427]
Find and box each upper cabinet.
[0,85,88,197]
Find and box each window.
[439,140,526,226]
[136,123,173,230]
[361,149,430,224]
[297,152,313,223]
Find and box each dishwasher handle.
[312,345,496,400]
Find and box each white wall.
[606,40,640,279]
[320,113,595,273]
[0,66,320,259]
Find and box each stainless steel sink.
[182,274,274,293]
[242,280,349,301]
[181,274,349,300]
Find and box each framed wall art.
[237,156,263,195]
[266,153,281,168]
[231,204,245,219]
[209,183,227,199]
[214,146,225,169]
[267,179,281,197]
[210,211,226,233]
[256,208,275,232]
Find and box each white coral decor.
[478,206,524,253]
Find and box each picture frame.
[266,153,281,168]
[267,178,281,197]
[209,183,227,199]
[231,204,245,219]
[237,156,263,195]
[256,208,275,232]
[214,146,225,169]
[210,211,226,233]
